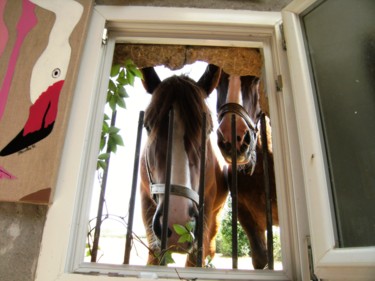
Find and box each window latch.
[102,28,108,45]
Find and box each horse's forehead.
[226,75,243,103]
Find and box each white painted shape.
[29,0,83,103]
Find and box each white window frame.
[282,0,375,280]
[35,4,310,281]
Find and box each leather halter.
[217,102,257,132]
[217,102,259,175]
[145,148,200,206]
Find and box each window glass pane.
[302,0,375,247]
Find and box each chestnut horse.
[215,69,279,269]
[139,65,228,266]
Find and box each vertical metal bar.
[124,111,144,264]
[91,110,117,262]
[231,114,238,269]
[196,113,207,267]
[160,108,174,265]
[260,113,274,269]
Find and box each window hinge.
[102,28,108,45]
[279,23,287,51]
[275,74,283,92]
[307,236,320,281]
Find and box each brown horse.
[215,69,278,269]
[139,65,228,266]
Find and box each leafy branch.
[90,59,143,262]
[97,60,143,172]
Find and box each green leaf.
[118,68,126,79]
[108,126,120,134]
[107,138,117,153]
[118,86,128,98]
[173,224,188,235]
[163,251,175,265]
[116,96,126,108]
[110,64,121,77]
[178,233,193,244]
[129,67,143,79]
[97,159,107,170]
[103,113,110,121]
[108,79,117,92]
[99,136,106,151]
[109,95,117,111]
[117,76,128,85]
[102,122,109,133]
[110,134,124,146]
[98,153,110,160]
[127,72,135,86]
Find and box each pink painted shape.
[0,165,16,179]
[0,0,37,121]
[0,0,8,57]
[23,80,64,135]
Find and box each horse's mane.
[240,76,261,123]
[144,75,213,162]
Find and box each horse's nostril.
[237,135,241,142]
[225,142,232,151]
[243,130,251,145]
[153,210,162,239]
[152,211,173,239]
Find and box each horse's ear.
[141,67,161,94]
[197,64,222,96]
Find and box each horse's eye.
[145,126,151,134]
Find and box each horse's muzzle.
[152,202,198,252]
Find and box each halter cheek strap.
[145,148,200,206]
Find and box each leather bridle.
[217,102,258,132]
[144,148,200,206]
[217,102,259,175]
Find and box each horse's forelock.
[144,75,212,164]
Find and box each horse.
[215,68,279,269]
[139,65,228,266]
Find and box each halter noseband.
[145,149,200,206]
[151,184,199,205]
[217,102,258,132]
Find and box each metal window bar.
[196,112,207,267]
[230,114,238,269]
[160,108,175,265]
[124,111,145,264]
[260,112,274,269]
[91,110,117,262]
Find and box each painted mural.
[0,0,91,203]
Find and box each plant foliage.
[97,60,143,172]
[216,197,250,257]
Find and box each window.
[36,5,308,281]
[283,0,375,279]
